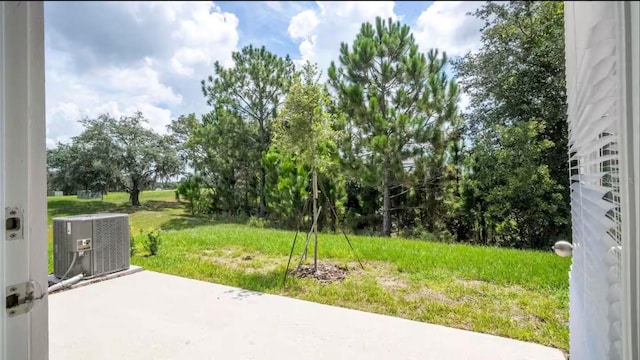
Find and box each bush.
[130,235,137,256]
[435,230,456,244]
[142,228,162,256]
[176,175,209,215]
[247,216,270,229]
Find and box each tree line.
[47,2,569,249]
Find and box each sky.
[44,1,486,149]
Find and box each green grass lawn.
[47,191,571,352]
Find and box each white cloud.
[287,1,397,74]
[286,1,482,110]
[168,2,239,72]
[459,92,471,112]
[288,10,319,39]
[265,1,284,13]
[45,0,485,151]
[45,1,239,148]
[413,2,484,113]
[46,59,182,144]
[413,1,484,58]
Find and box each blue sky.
[44,1,485,148]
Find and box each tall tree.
[167,113,199,169]
[272,61,342,271]
[71,116,122,197]
[47,143,79,195]
[196,110,257,214]
[462,121,568,248]
[453,1,570,236]
[328,17,459,236]
[201,45,294,216]
[47,112,181,205]
[105,112,182,206]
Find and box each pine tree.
[328,17,459,236]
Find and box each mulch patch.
[291,262,348,283]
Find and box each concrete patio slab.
[49,271,565,360]
[47,265,144,293]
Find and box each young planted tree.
[272,61,342,272]
[201,45,294,217]
[328,17,459,236]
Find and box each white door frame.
[620,2,640,358]
[0,2,48,360]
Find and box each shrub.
[176,175,208,215]
[436,230,456,244]
[247,216,269,229]
[142,228,162,256]
[130,235,137,256]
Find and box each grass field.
[47,190,571,352]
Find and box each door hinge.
[5,206,24,241]
[5,281,39,317]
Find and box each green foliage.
[142,228,163,256]
[176,175,208,215]
[273,61,342,174]
[453,1,570,242]
[130,235,136,257]
[247,216,270,229]
[47,112,182,206]
[108,112,182,206]
[328,17,460,236]
[201,45,295,216]
[462,121,568,248]
[263,146,310,227]
[48,10,572,250]
[47,117,121,196]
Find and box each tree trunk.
[312,168,318,272]
[130,186,141,206]
[480,215,487,245]
[259,166,267,217]
[130,190,141,206]
[382,168,392,237]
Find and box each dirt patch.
[291,263,348,283]
[353,260,394,272]
[456,279,489,288]
[377,275,409,290]
[194,247,283,274]
[201,246,244,258]
[406,286,461,306]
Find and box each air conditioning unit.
[53,213,130,279]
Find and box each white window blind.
[565,2,639,359]
[565,2,621,359]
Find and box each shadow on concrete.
[222,288,265,301]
